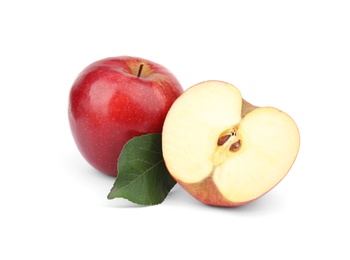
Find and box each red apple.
[68,56,183,176]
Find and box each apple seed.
[217,134,231,146]
[229,140,241,152]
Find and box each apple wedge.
[162,80,300,207]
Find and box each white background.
[1,0,349,259]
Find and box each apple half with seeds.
[162,80,300,207]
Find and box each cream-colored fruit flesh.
[162,80,300,203]
[213,107,300,202]
[162,81,242,183]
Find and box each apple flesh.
[162,80,300,206]
[69,56,183,176]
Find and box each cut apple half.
[162,80,300,207]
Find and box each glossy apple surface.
[69,56,183,176]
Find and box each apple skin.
[176,171,288,207]
[68,56,183,176]
[176,178,249,207]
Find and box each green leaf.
[107,133,176,205]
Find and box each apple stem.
[137,63,144,78]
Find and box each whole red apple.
[68,56,183,176]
